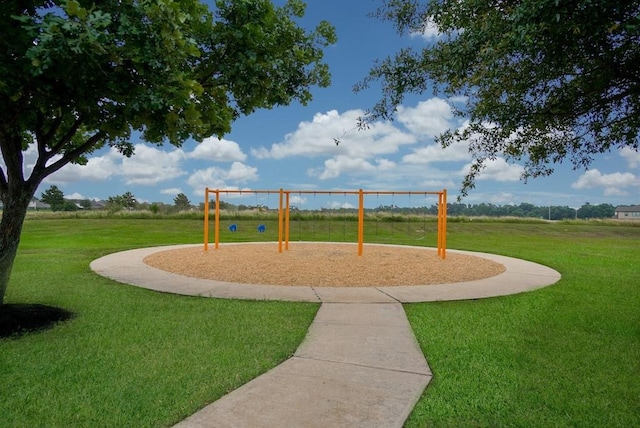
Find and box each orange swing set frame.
[203,188,447,259]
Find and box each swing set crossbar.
[204,188,447,259]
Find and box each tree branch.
[30,130,107,185]
[49,115,84,158]
[33,114,85,174]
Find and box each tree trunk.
[0,186,35,304]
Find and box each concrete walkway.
[90,244,561,428]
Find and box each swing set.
[203,188,448,259]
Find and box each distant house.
[614,205,640,220]
[28,199,50,210]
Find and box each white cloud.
[161,188,182,195]
[188,137,247,162]
[120,144,186,185]
[420,178,456,190]
[571,169,639,197]
[409,18,441,41]
[620,147,640,168]
[310,155,378,180]
[376,158,397,170]
[327,200,356,209]
[187,162,259,195]
[226,162,259,182]
[603,187,629,197]
[47,144,187,187]
[66,192,86,200]
[23,137,249,195]
[18,144,116,185]
[396,98,454,137]
[49,152,120,183]
[290,195,308,206]
[471,158,524,182]
[252,109,415,160]
[402,141,469,164]
[309,157,398,182]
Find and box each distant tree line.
[35,186,194,214]
[210,199,617,220]
[437,202,615,220]
[370,202,615,220]
[34,186,618,220]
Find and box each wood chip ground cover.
[143,243,506,287]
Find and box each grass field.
[1,215,639,427]
[404,221,640,427]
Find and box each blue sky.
[35,0,640,209]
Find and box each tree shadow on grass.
[0,304,74,339]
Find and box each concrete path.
[90,244,561,428]
[174,303,431,428]
[90,244,562,303]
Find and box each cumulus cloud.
[327,200,356,209]
[571,169,639,196]
[251,109,415,160]
[188,137,247,162]
[120,144,186,185]
[290,195,308,206]
[49,151,120,184]
[66,192,86,200]
[226,162,259,181]
[402,141,469,164]
[187,162,259,194]
[252,109,421,182]
[46,144,187,186]
[396,98,454,137]
[620,147,640,168]
[161,188,182,195]
[308,156,398,181]
[312,156,376,180]
[470,158,524,182]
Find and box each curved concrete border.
[90,243,561,303]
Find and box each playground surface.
[144,242,506,287]
[90,243,561,427]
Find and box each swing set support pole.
[278,188,284,253]
[203,188,220,251]
[284,191,290,251]
[437,189,447,259]
[214,189,220,250]
[204,188,209,251]
[358,188,364,256]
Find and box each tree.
[359,1,640,197]
[63,200,79,211]
[121,192,136,210]
[40,185,64,212]
[173,193,191,211]
[0,0,336,304]
[105,192,136,212]
[105,195,124,212]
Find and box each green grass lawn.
[1,216,639,427]
[405,221,640,427]
[1,217,319,427]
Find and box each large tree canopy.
[0,0,335,303]
[359,0,640,196]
